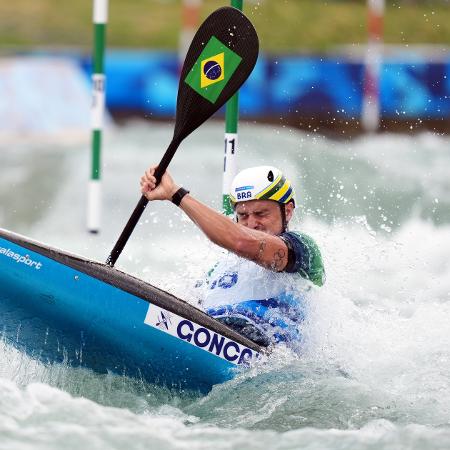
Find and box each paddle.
[106,6,259,267]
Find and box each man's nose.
[247,215,260,229]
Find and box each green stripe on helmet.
[257,176,286,201]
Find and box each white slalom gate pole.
[361,0,384,132]
[87,0,108,233]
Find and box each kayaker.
[141,165,325,347]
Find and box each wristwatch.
[171,187,190,206]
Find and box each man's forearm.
[177,194,288,271]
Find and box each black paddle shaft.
[106,6,259,267]
[105,139,179,267]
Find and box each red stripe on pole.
[368,13,383,40]
[183,4,200,28]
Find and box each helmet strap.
[279,203,288,232]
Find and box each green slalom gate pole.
[222,0,243,215]
[87,0,108,233]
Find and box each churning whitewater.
[1,122,449,449]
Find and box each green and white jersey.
[279,231,325,286]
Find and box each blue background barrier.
[78,50,450,120]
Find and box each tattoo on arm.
[251,239,267,263]
[252,239,286,271]
[271,248,286,271]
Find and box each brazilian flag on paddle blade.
[185,36,242,104]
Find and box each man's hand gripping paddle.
[106,7,259,267]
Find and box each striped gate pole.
[222,0,243,215]
[361,0,384,132]
[179,0,202,66]
[87,0,108,233]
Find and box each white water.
[1,122,449,449]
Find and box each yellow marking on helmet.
[270,181,290,201]
[255,173,282,199]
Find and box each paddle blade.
[174,6,259,141]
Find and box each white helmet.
[229,166,295,207]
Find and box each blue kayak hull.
[0,228,261,393]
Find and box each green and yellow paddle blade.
[173,6,259,142]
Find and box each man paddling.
[141,165,325,347]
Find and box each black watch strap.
[171,187,190,206]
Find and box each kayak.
[0,228,261,393]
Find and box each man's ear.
[285,202,295,223]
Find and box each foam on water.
[0,122,449,448]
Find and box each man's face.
[235,200,293,235]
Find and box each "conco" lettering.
[177,319,254,364]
